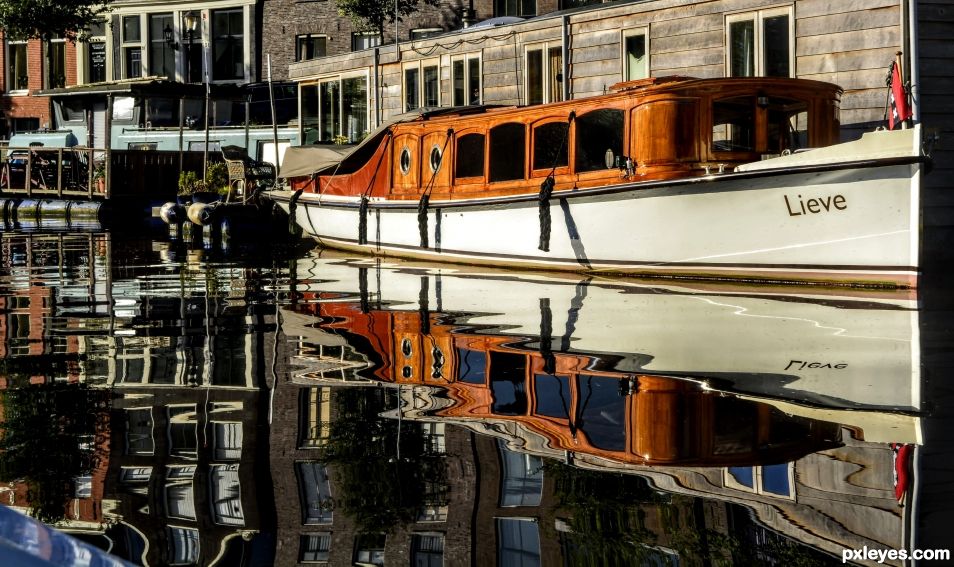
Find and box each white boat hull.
[271,129,924,287]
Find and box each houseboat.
[23,78,304,162]
[270,76,927,288]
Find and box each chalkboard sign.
[88,41,106,83]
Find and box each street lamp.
[183,11,199,83]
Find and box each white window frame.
[402,58,441,112]
[301,70,371,144]
[45,37,67,89]
[723,463,796,500]
[724,5,794,78]
[121,14,144,80]
[6,40,29,93]
[524,41,563,105]
[621,27,649,82]
[451,52,481,106]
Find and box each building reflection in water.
[0,237,929,566]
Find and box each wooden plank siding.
[289,0,912,139]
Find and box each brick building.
[0,34,78,138]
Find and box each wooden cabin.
[289,77,841,201]
[293,296,842,467]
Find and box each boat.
[268,76,928,288]
[284,254,922,444]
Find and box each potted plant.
[92,162,106,193]
[177,170,205,204]
[203,162,231,201]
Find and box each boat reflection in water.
[284,253,922,563]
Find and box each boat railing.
[0,143,105,199]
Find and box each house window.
[46,39,67,88]
[403,60,439,111]
[167,527,200,566]
[84,20,107,84]
[297,34,327,61]
[496,0,535,17]
[451,54,481,106]
[122,15,142,79]
[497,519,541,566]
[410,28,443,40]
[724,463,795,498]
[526,43,563,105]
[210,464,244,526]
[7,40,28,91]
[165,465,197,520]
[213,422,243,460]
[212,8,244,80]
[499,440,543,507]
[168,405,198,458]
[74,476,93,498]
[411,535,444,567]
[125,408,155,455]
[622,29,648,81]
[120,467,152,484]
[148,13,175,80]
[421,422,446,454]
[299,387,331,448]
[726,7,793,77]
[351,32,380,51]
[297,462,334,524]
[300,533,331,563]
[300,74,368,143]
[353,534,386,566]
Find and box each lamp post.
[183,11,199,83]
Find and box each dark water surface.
[1,229,953,566]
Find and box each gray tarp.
[278,107,449,179]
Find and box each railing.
[0,144,224,201]
[0,144,104,199]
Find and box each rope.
[358,195,369,244]
[538,112,574,252]
[417,128,453,249]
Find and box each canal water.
[1,228,952,567]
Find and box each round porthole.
[429,145,442,173]
[400,146,412,175]
[401,338,413,357]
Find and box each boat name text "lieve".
[785,360,847,370]
[784,193,847,216]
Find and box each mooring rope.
[418,129,454,249]
[358,195,369,244]
[288,188,304,235]
[538,112,574,252]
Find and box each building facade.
[0,34,78,137]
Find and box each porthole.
[401,338,413,357]
[429,145,442,173]
[400,146,412,175]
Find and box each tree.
[0,0,111,40]
[335,0,441,42]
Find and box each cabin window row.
[394,108,624,187]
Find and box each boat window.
[490,352,528,416]
[489,123,526,182]
[144,97,179,127]
[575,109,623,173]
[457,347,486,384]
[533,374,570,419]
[766,97,809,153]
[455,133,485,178]
[429,145,442,173]
[577,375,626,451]
[532,122,569,170]
[59,99,87,123]
[712,97,755,152]
[113,96,136,122]
[400,146,412,175]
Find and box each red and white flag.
[888,59,912,130]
